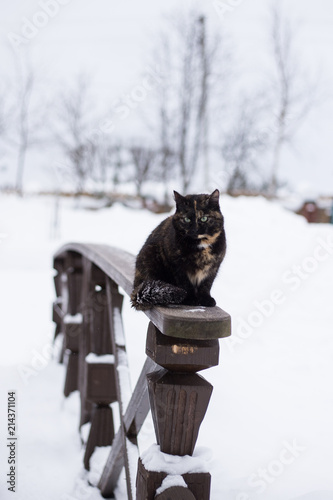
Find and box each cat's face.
[172,189,224,241]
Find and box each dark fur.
[131,189,226,310]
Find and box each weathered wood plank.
[55,243,135,296]
[98,358,156,498]
[146,305,230,339]
[54,243,231,340]
[102,278,137,500]
[123,357,156,436]
[98,429,124,497]
[98,356,157,496]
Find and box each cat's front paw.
[198,295,216,307]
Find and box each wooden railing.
[52,243,231,500]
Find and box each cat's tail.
[130,280,187,311]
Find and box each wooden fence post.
[79,263,117,466]
[53,243,231,500]
[136,322,219,500]
[62,252,83,395]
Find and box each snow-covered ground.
[1,194,333,500]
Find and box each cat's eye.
[201,216,208,222]
[184,217,191,223]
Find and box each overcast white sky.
[1,0,333,195]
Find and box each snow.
[64,313,83,325]
[116,361,132,412]
[113,307,126,347]
[125,437,140,498]
[186,308,207,313]
[141,444,211,475]
[85,354,115,365]
[88,446,111,487]
[80,422,91,445]
[1,194,333,499]
[155,474,188,495]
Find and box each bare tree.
[6,56,47,195]
[177,14,201,192]
[111,143,127,192]
[0,93,5,138]
[15,68,33,195]
[128,144,158,198]
[268,4,318,196]
[221,97,269,195]
[91,137,126,193]
[158,146,177,205]
[149,10,230,193]
[54,75,99,194]
[0,90,7,182]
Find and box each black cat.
[131,189,226,310]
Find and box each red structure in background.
[297,199,333,224]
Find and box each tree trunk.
[15,143,27,196]
[269,117,284,198]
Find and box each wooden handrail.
[52,243,231,499]
[54,242,231,339]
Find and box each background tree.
[128,144,158,198]
[157,146,177,206]
[0,92,5,138]
[153,39,177,204]
[0,88,8,185]
[267,4,318,196]
[6,55,48,195]
[148,9,230,193]
[220,97,269,195]
[0,87,7,154]
[54,74,99,194]
[91,138,126,194]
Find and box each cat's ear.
[209,189,220,206]
[173,191,185,205]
